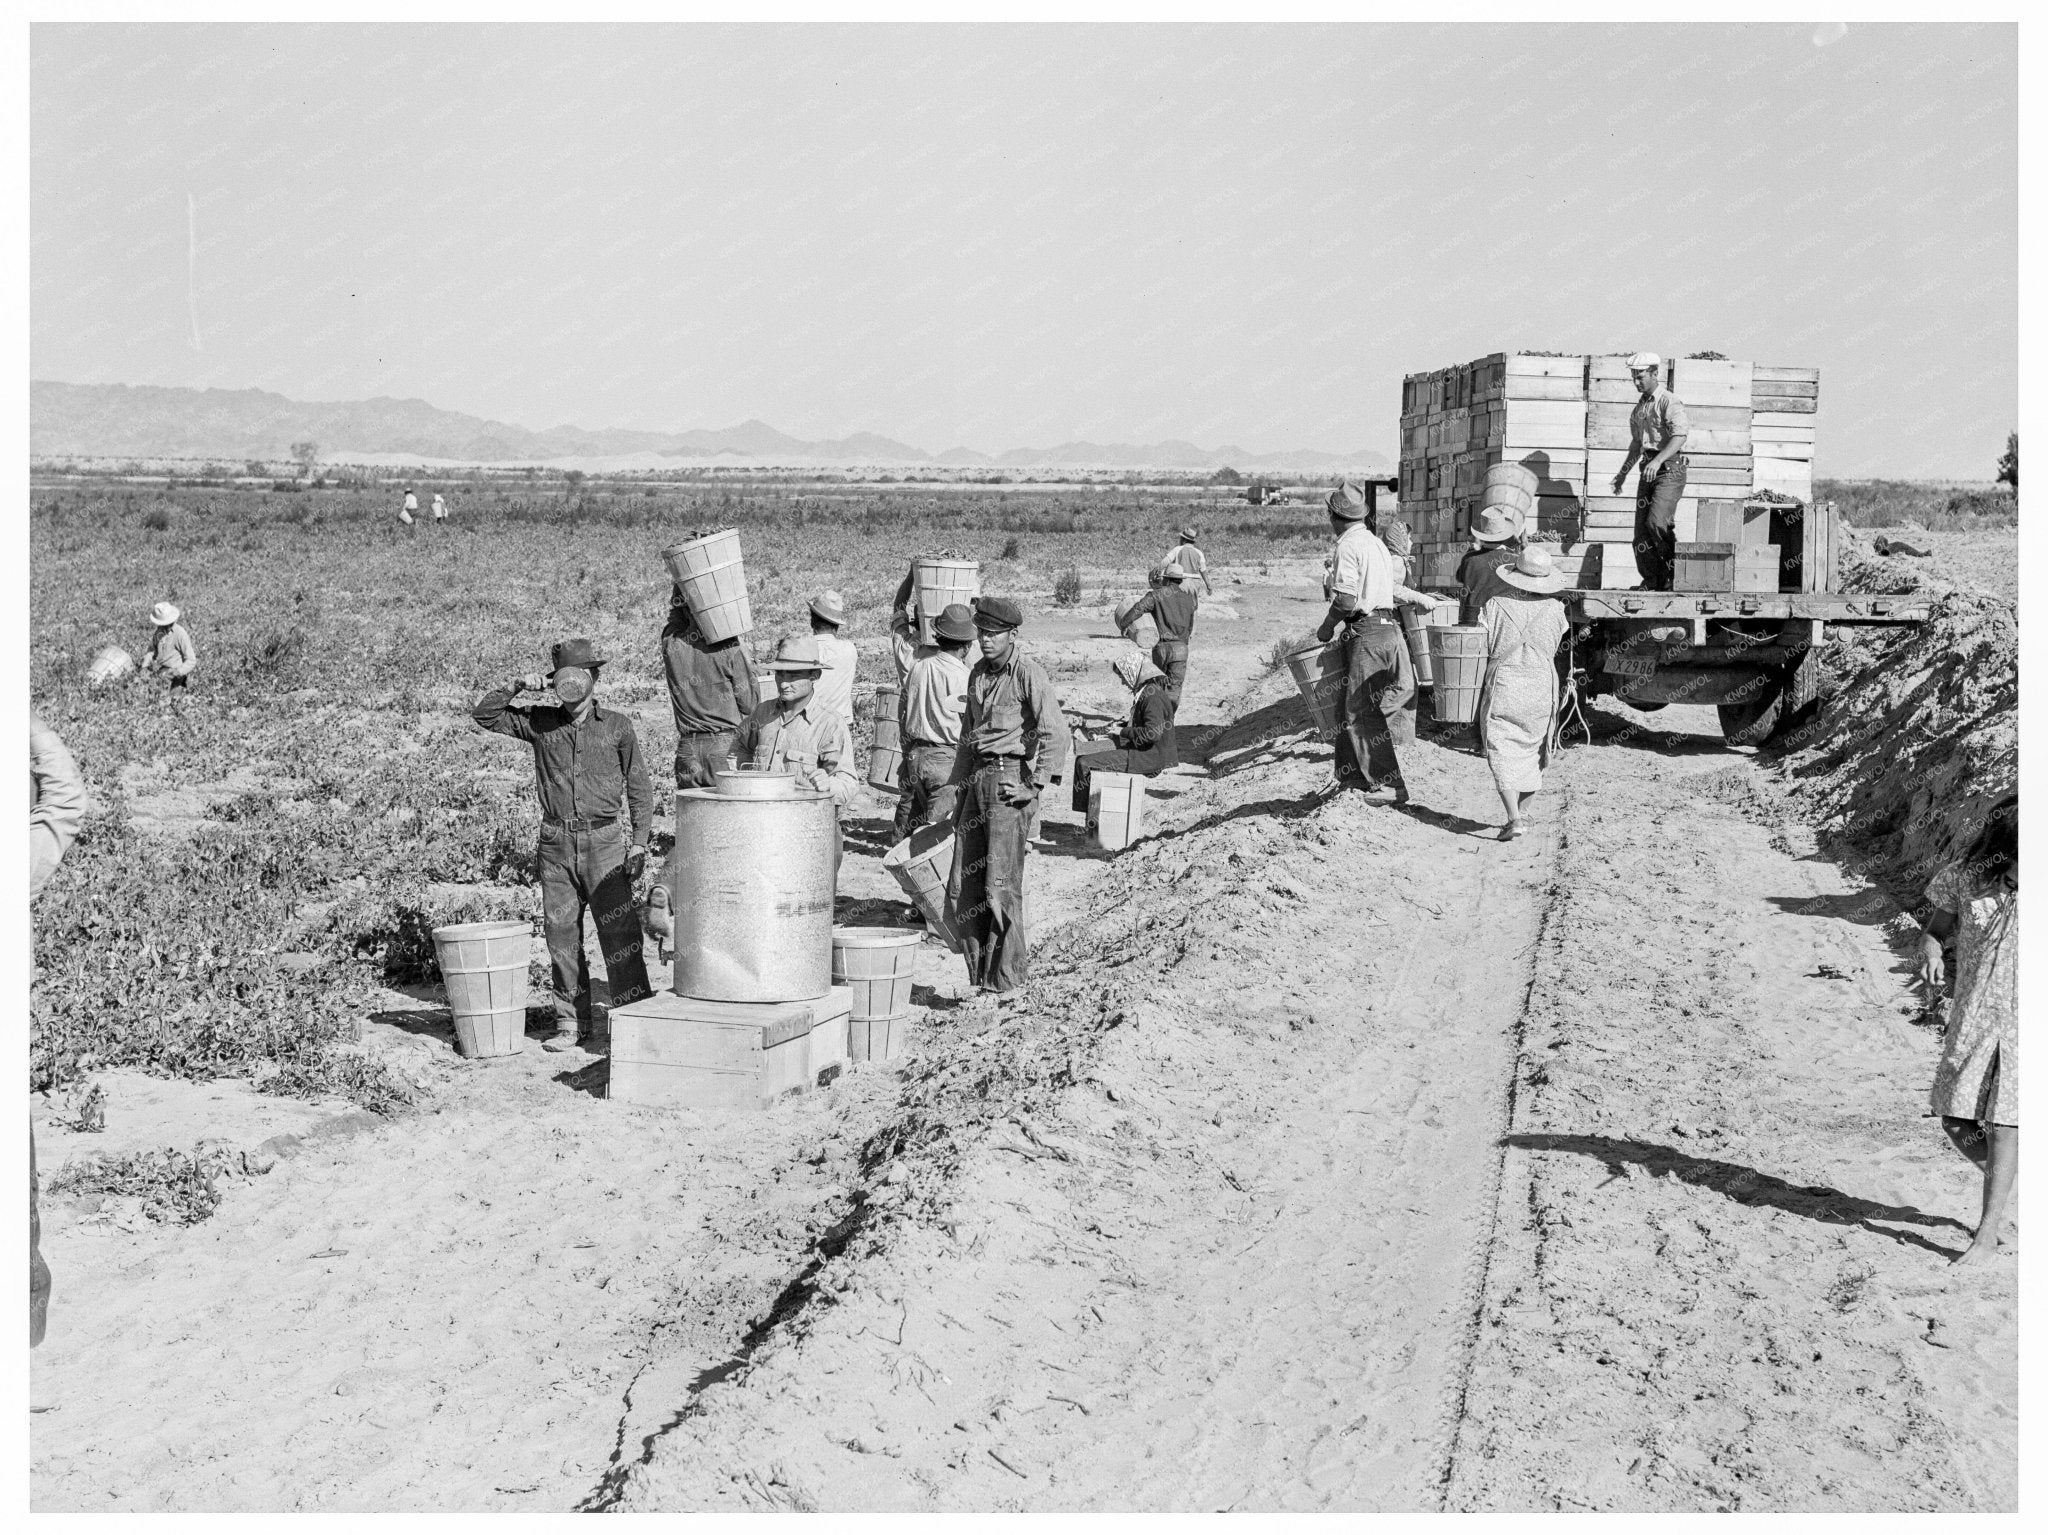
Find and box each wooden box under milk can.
[609,770,845,1110]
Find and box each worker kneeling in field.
[945,596,1071,1005]
[1119,564,1198,702]
[473,639,653,1053]
[1070,653,1178,814]
[896,601,975,840]
[736,634,861,885]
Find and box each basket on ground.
[432,920,532,1058]
[1400,597,1454,689]
[663,528,753,642]
[868,686,903,792]
[832,927,921,1062]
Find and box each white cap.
[1625,352,1661,371]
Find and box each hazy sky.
[32,23,2016,475]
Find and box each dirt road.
[30,573,2015,1511]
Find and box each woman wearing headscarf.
[1920,796,2019,1266]
[1069,653,1179,814]
[1476,545,1572,841]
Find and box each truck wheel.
[1717,686,1783,746]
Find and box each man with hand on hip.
[1613,351,1690,591]
[473,638,652,1053]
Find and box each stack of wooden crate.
[1398,353,1819,593]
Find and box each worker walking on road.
[896,602,975,838]
[1165,525,1214,595]
[1613,351,1690,591]
[1119,565,1199,702]
[946,596,1071,1004]
[140,602,197,691]
[806,590,860,734]
[1316,482,1417,803]
[1920,795,2019,1267]
[1477,545,1573,841]
[662,586,760,789]
[473,639,653,1053]
[736,635,861,885]
[1070,652,1178,814]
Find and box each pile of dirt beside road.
[1776,545,2017,900]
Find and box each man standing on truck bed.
[1613,351,1689,591]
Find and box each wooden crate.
[1673,542,1736,592]
[1693,499,1744,544]
[1672,358,1754,406]
[1734,544,1781,594]
[607,988,853,1111]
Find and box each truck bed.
[1563,589,1934,624]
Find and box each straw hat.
[1178,525,1198,542]
[767,634,826,671]
[1326,482,1367,521]
[149,601,181,627]
[1160,565,1189,582]
[1470,506,1523,545]
[1497,544,1572,594]
[808,590,847,626]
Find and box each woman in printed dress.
[1476,545,1572,841]
[1920,795,2019,1267]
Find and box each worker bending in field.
[1613,351,1690,591]
[1118,564,1198,701]
[141,602,197,691]
[736,635,861,884]
[1070,653,1178,815]
[1165,525,1213,595]
[1317,482,1424,803]
[806,590,859,733]
[474,639,653,1053]
[946,596,1071,1004]
[895,602,975,839]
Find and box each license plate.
[1605,653,1657,678]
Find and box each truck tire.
[1716,649,1822,747]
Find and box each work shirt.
[900,647,971,748]
[30,712,86,901]
[1630,386,1691,463]
[432,495,447,520]
[662,613,759,735]
[1166,542,1208,579]
[735,698,860,808]
[950,650,1073,789]
[1329,523,1398,614]
[473,690,652,846]
[811,632,859,732]
[144,623,197,678]
[1121,585,1199,643]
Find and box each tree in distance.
[1997,431,2017,493]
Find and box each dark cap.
[972,595,1024,633]
[551,637,606,672]
[1327,481,1367,521]
[933,602,977,642]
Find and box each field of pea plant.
[27,477,1320,1115]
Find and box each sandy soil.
[30,569,2015,1511]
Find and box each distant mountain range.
[30,380,1390,473]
